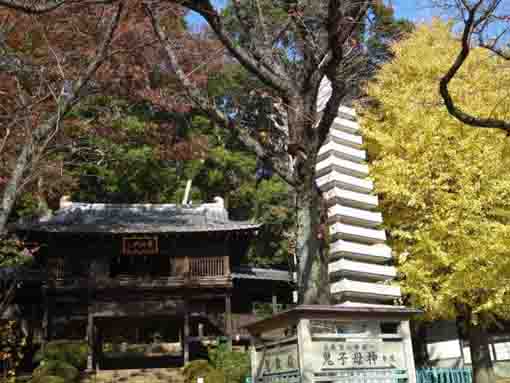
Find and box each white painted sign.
[310,339,406,370]
[257,343,299,377]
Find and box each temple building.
[8,197,293,369]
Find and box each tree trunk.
[295,162,330,305]
[0,118,59,234]
[467,318,496,383]
[0,136,35,233]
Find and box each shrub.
[29,375,66,383]
[32,360,79,382]
[183,346,250,383]
[204,369,226,383]
[183,360,214,383]
[33,341,88,370]
[209,344,250,383]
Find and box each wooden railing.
[189,256,227,277]
[49,255,231,287]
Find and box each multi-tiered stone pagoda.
[316,85,400,306]
[246,81,419,383]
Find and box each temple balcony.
[50,275,233,290]
[328,129,363,149]
[48,255,232,290]
[328,204,383,228]
[318,141,366,163]
[329,259,396,281]
[331,116,361,134]
[323,188,379,211]
[329,240,392,263]
[330,222,386,244]
[316,155,369,178]
[316,171,373,194]
[330,279,401,301]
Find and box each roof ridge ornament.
[59,195,72,210]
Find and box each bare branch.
[178,0,295,96]
[316,0,370,76]
[144,3,296,186]
[0,0,67,14]
[439,0,510,130]
[0,128,10,155]
[0,2,123,232]
[0,0,115,14]
[479,25,510,59]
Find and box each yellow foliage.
[359,21,510,322]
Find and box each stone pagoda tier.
[316,81,401,305]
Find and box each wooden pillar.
[96,327,103,371]
[86,313,94,371]
[183,303,190,364]
[42,304,48,345]
[225,294,232,350]
[43,294,54,342]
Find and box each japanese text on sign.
[122,236,159,255]
[312,341,404,370]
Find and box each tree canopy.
[361,21,510,383]
[363,20,510,322]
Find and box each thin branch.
[178,0,295,96]
[0,128,10,155]
[0,0,67,14]
[0,0,115,14]
[0,2,123,233]
[254,0,269,44]
[439,0,510,130]
[144,3,296,186]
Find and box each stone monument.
[245,81,420,383]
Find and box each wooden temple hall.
[9,197,293,369]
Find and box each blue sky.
[186,1,440,29]
[392,0,440,22]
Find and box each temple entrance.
[95,316,184,369]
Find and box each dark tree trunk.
[411,321,430,367]
[467,318,496,383]
[295,153,330,305]
[288,89,330,305]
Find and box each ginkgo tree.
[360,21,510,383]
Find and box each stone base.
[245,304,420,383]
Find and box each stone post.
[401,320,417,383]
[297,319,313,383]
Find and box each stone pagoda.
[315,81,400,305]
[245,80,419,383]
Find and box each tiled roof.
[231,266,292,282]
[13,199,260,234]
